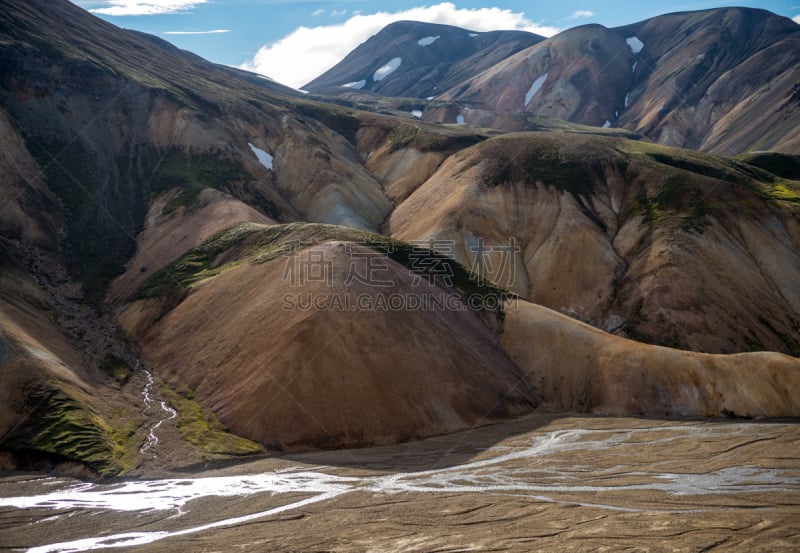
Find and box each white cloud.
[569,10,595,19]
[241,2,560,89]
[88,0,206,16]
[163,29,229,35]
[311,8,325,17]
[330,9,347,17]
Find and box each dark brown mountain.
[303,20,542,98]
[446,8,800,154]
[387,132,800,355]
[311,8,800,155]
[1,0,799,475]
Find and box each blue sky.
[72,1,800,88]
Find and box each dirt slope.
[304,21,542,98]
[503,299,800,417]
[388,132,800,354]
[119,225,537,450]
[323,8,800,154]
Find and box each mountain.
[119,223,537,450]
[0,0,527,472]
[310,8,800,155]
[1,0,799,475]
[503,299,800,417]
[387,131,800,355]
[304,21,542,98]
[445,8,800,154]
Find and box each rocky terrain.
[2,415,799,552]
[314,8,800,154]
[387,132,800,354]
[304,20,542,99]
[0,0,798,475]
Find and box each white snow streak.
[417,35,440,46]
[248,143,274,170]
[374,57,401,81]
[342,80,366,89]
[626,36,644,54]
[524,73,548,106]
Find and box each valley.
[0,6,799,549]
[2,415,799,551]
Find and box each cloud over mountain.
[241,2,559,89]
[80,0,207,16]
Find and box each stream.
[1,418,799,552]
[138,368,176,455]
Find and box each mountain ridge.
[309,7,800,154]
[304,20,543,97]
[1,0,799,475]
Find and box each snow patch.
[626,36,644,54]
[248,143,273,171]
[426,96,435,100]
[624,92,630,108]
[297,89,310,95]
[631,61,638,73]
[342,80,366,90]
[411,110,423,118]
[602,120,612,128]
[456,114,465,125]
[469,33,479,37]
[374,57,401,81]
[524,73,548,106]
[417,36,440,46]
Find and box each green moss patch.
[734,152,800,180]
[137,222,264,298]
[160,383,263,455]
[138,222,514,316]
[477,134,623,198]
[149,148,249,214]
[26,138,146,304]
[0,387,132,476]
[523,114,642,140]
[386,123,485,153]
[618,140,800,205]
[633,174,714,232]
[100,353,132,385]
[295,102,362,144]
[474,134,798,235]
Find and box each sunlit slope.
[389,132,800,354]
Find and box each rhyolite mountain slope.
[444,8,800,154]
[303,20,542,98]
[119,223,537,450]
[387,132,800,355]
[1,0,799,475]
[312,8,800,155]
[0,0,520,472]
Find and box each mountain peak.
[303,20,542,96]
[308,6,800,154]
